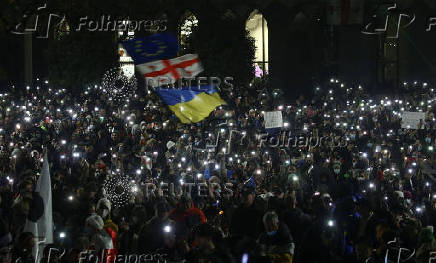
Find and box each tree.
[46,31,118,92]
[44,0,124,92]
[184,11,255,88]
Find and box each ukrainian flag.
[155,86,226,123]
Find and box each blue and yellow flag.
[155,86,226,123]
[122,33,179,65]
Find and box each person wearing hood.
[96,198,117,263]
[85,214,114,263]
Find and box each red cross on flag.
[326,0,364,25]
[136,54,204,87]
[141,155,152,170]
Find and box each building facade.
[2,0,436,96]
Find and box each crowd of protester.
[0,77,435,263]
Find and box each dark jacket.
[257,222,294,255]
[230,203,263,239]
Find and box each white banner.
[401,111,426,129]
[264,111,283,129]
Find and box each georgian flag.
[327,0,364,25]
[136,54,204,87]
[141,155,152,170]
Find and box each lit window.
[179,11,199,51]
[246,10,268,77]
[118,22,135,78]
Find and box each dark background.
[1,0,436,99]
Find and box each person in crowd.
[187,223,234,263]
[0,77,434,262]
[11,232,34,263]
[96,198,118,260]
[154,221,189,262]
[230,187,264,240]
[257,211,294,263]
[169,194,207,238]
[137,201,173,253]
[85,214,113,262]
[280,192,311,246]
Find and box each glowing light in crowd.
[103,175,133,208]
[163,225,171,233]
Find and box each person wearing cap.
[230,187,263,240]
[85,214,114,262]
[96,198,117,263]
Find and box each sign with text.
[264,111,283,129]
[401,111,426,129]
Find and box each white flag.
[23,152,53,262]
[137,54,204,87]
